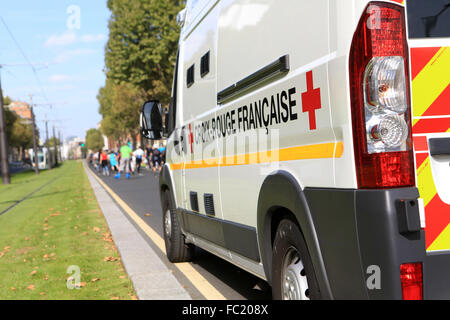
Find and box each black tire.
[162,190,194,262]
[272,218,321,300]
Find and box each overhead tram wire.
[0,15,50,105]
[0,15,65,171]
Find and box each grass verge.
[0,161,136,300]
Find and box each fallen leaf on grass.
[24,237,30,241]
[43,275,49,281]
[27,284,35,290]
[40,292,45,296]
[93,227,100,233]
[111,296,119,300]
[30,270,37,276]
[131,296,138,300]
[50,213,61,217]
[10,287,16,291]
[91,278,100,282]
[103,256,118,262]
[119,275,126,279]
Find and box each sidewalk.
[83,162,191,300]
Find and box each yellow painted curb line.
[85,163,226,300]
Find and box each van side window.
[200,51,210,77]
[167,51,180,136]
[187,64,195,88]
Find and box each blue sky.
[1,1,110,140]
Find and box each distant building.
[7,101,32,120]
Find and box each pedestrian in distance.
[100,149,110,176]
[134,146,145,175]
[109,150,118,173]
[96,149,102,173]
[159,144,166,167]
[145,144,153,171]
[152,144,161,174]
[115,142,133,180]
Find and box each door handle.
[429,138,450,156]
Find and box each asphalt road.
[90,164,272,300]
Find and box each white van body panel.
[173,0,375,262]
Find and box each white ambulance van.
[140,0,450,299]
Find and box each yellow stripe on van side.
[416,157,438,207]
[427,224,450,252]
[170,142,344,171]
[412,47,450,125]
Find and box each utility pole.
[52,121,58,167]
[0,65,11,185]
[58,129,63,163]
[29,94,39,175]
[44,117,52,170]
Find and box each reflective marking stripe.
[412,47,450,123]
[411,46,450,249]
[428,224,450,252]
[416,157,436,207]
[169,142,343,171]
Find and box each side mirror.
[140,100,164,140]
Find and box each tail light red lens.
[400,263,423,300]
[349,2,415,188]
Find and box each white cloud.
[45,32,106,47]
[53,49,96,63]
[80,34,106,43]
[49,74,72,83]
[45,32,77,47]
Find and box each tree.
[3,96,12,106]
[44,138,60,147]
[85,128,105,152]
[105,0,183,105]
[98,79,146,145]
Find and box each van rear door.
[406,0,450,251]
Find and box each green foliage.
[3,96,12,106]
[99,0,184,141]
[44,138,61,148]
[98,79,146,142]
[85,128,105,152]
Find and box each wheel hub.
[164,210,172,239]
[282,248,310,300]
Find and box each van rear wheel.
[271,218,320,300]
[162,190,194,262]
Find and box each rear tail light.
[400,263,423,300]
[349,2,415,188]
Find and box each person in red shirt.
[100,150,110,176]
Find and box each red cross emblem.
[301,71,322,130]
[188,124,194,153]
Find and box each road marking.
[86,165,226,300]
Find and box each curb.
[83,161,191,300]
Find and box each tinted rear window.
[407,0,450,38]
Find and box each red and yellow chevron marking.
[411,47,450,251]
[390,0,405,4]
